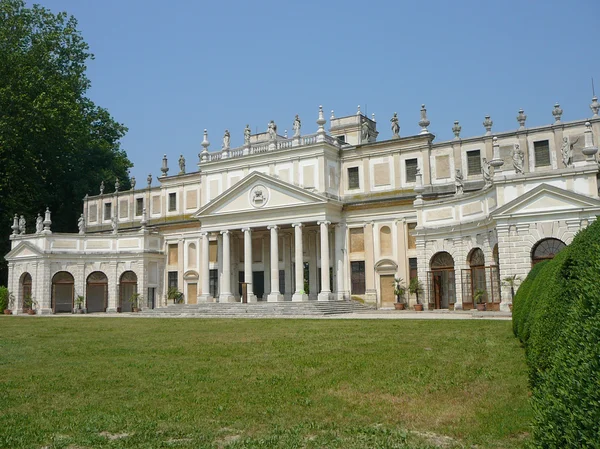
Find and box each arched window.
[531,238,566,265]
[379,226,392,256]
[430,251,455,269]
[468,248,485,267]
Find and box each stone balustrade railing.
[203,133,340,164]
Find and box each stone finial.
[390,112,400,138]
[316,105,326,134]
[490,136,504,169]
[371,113,375,122]
[552,103,563,124]
[78,213,85,235]
[516,109,527,130]
[18,215,26,234]
[418,104,430,135]
[356,105,361,116]
[452,120,461,139]
[483,115,493,135]
[582,121,598,159]
[284,129,288,139]
[130,176,136,190]
[147,173,152,187]
[43,207,52,233]
[590,96,600,118]
[201,129,210,162]
[414,168,425,195]
[114,178,120,192]
[11,214,19,235]
[330,110,335,120]
[99,181,104,195]
[160,154,169,177]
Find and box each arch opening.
[52,271,74,313]
[428,252,455,309]
[119,271,138,312]
[531,238,566,266]
[86,271,108,313]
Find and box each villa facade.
[5,100,600,314]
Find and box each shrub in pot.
[393,277,406,310]
[130,292,142,312]
[474,289,487,311]
[409,277,424,311]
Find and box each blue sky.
[30,0,600,185]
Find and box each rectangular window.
[104,203,112,220]
[337,135,346,143]
[409,258,418,281]
[351,261,366,295]
[347,167,360,189]
[405,158,418,183]
[534,140,551,167]
[279,270,285,294]
[209,241,218,263]
[168,271,178,290]
[467,150,482,175]
[209,269,219,298]
[168,192,177,211]
[135,198,144,216]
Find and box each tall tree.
[0,0,132,283]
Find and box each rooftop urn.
[582,121,598,159]
[160,154,169,177]
[591,96,600,118]
[452,120,461,139]
[418,104,430,135]
[200,129,210,162]
[516,109,527,130]
[552,103,563,124]
[489,136,504,169]
[483,115,493,136]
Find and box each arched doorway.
[119,271,138,312]
[52,271,74,313]
[428,252,455,309]
[86,272,108,313]
[531,238,566,266]
[20,272,32,312]
[465,248,487,310]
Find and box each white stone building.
[5,100,600,314]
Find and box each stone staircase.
[139,300,373,317]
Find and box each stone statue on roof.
[390,112,400,138]
[293,115,301,138]
[244,125,251,145]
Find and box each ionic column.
[242,227,257,302]
[318,220,331,301]
[283,234,292,300]
[198,231,212,302]
[267,225,283,302]
[335,222,348,300]
[292,223,307,301]
[219,230,234,302]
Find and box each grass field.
[0,317,530,448]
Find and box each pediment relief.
[374,258,398,273]
[493,183,600,218]
[5,241,44,260]
[195,172,329,218]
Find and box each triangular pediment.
[194,172,330,218]
[492,183,600,218]
[5,241,44,261]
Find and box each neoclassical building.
[5,99,600,314]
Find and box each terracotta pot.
[476,303,486,312]
[27,309,36,315]
[414,304,424,311]
[132,307,140,313]
[394,303,406,310]
[4,309,12,315]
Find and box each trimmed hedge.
[0,286,9,311]
[512,218,600,447]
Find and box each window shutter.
[405,159,418,182]
[534,140,551,167]
[467,150,481,175]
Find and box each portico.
[193,172,344,303]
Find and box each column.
[267,225,283,302]
[308,230,318,300]
[318,220,331,301]
[335,222,348,301]
[219,230,234,302]
[198,231,212,302]
[242,228,257,302]
[292,223,308,301]
[283,233,292,300]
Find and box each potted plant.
[130,292,142,312]
[1,287,13,315]
[167,287,184,305]
[393,277,407,310]
[409,277,424,311]
[74,295,85,314]
[502,275,521,311]
[474,289,487,311]
[23,294,34,314]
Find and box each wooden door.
[380,275,395,308]
[187,283,198,304]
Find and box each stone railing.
[203,132,339,164]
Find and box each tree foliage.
[0,0,132,283]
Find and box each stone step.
[140,300,373,317]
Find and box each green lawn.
[0,317,530,448]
